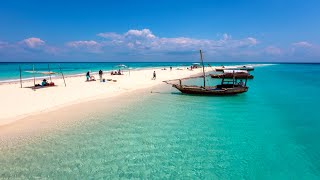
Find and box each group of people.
[111,69,122,75]
[86,71,96,81]
[85,70,105,81]
[34,79,54,87]
[85,69,158,81]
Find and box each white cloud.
[67,40,99,47]
[125,29,156,39]
[290,41,320,58]
[97,29,259,54]
[66,40,101,53]
[222,33,232,40]
[0,41,9,49]
[97,32,123,39]
[247,37,258,45]
[265,46,282,55]
[292,41,312,47]
[21,37,45,48]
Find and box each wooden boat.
[172,84,248,95]
[210,70,254,79]
[165,50,249,95]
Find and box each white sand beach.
[0,67,206,127]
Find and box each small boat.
[210,70,254,79]
[164,50,249,96]
[172,83,248,95]
[215,65,254,71]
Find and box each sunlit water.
[0,62,268,82]
[0,64,320,179]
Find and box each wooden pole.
[59,65,66,87]
[33,65,35,87]
[19,65,23,88]
[48,64,52,82]
[232,70,235,88]
[208,64,215,72]
[200,50,206,87]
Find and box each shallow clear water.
[0,64,320,179]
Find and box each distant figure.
[41,79,48,86]
[86,71,90,81]
[118,69,121,75]
[238,79,244,87]
[99,70,103,80]
[152,71,156,80]
[170,67,172,71]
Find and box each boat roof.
[223,70,248,73]
[25,71,56,74]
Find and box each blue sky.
[0,0,319,62]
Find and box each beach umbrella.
[115,64,128,68]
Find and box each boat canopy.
[223,70,248,73]
[25,71,56,74]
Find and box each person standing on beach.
[99,70,103,81]
[86,71,90,81]
[152,71,156,80]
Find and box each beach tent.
[19,64,66,89]
[191,63,201,68]
[113,64,130,75]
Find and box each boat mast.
[200,50,206,87]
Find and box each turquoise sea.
[0,63,320,179]
[0,62,261,82]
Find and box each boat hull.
[172,85,248,95]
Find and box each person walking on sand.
[152,71,156,80]
[99,70,103,80]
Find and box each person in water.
[152,71,156,80]
[238,79,244,86]
[99,70,103,80]
[86,71,90,81]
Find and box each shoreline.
[0,63,274,84]
[0,66,205,128]
[0,65,188,85]
[0,84,169,146]
[0,63,268,132]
